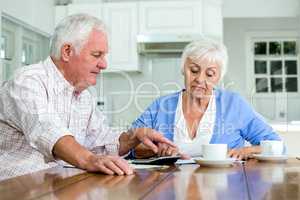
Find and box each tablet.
[131,155,181,165]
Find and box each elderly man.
[0,14,174,180]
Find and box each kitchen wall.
[97,54,183,128]
[0,0,55,35]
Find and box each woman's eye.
[190,67,199,74]
[207,71,215,77]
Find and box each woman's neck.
[182,91,211,116]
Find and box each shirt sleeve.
[85,101,121,155]
[237,95,282,145]
[1,75,73,160]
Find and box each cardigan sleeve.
[237,95,282,145]
[131,99,159,129]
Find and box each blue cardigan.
[131,89,281,149]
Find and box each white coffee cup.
[202,144,228,160]
[260,140,284,156]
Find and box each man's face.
[68,29,108,90]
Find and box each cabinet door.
[67,4,102,19]
[103,2,139,72]
[139,1,202,34]
[202,0,223,40]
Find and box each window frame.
[246,31,300,98]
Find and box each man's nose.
[97,58,107,69]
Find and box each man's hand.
[83,154,133,175]
[134,128,176,153]
[53,135,133,175]
[119,128,176,156]
[228,146,262,160]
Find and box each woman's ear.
[61,43,73,62]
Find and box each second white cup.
[260,140,284,156]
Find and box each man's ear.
[61,43,74,62]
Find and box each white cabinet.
[103,2,139,72]
[138,0,223,40]
[138,1,203,34]
[54,4,102,27]
[54,3,139,72]
[202,0,223,40]
[67,4,102,19]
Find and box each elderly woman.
[131,38,282,160]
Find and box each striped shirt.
[0,57,119,180]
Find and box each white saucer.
[194,157,236,167]
[253,154,288,162]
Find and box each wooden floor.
[1,158,300,200]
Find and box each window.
[253,40,298,93]
[1,36,7,59]
[1,16,49,81]
[22,39,34,65]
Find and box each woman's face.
[184,57,221,99]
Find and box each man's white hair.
[181,38,228,79]
[50,13,107,59]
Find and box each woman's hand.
[157,143,190,159]
[135,142,190,159]
[157,143,179,157]
[228,146,262,160]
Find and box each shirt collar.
[44,56,75,95]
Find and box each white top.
[0,57,120,180]
[173,91,216,157]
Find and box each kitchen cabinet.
[103,2,139,72]
[202,0,223,40]
[54,3,139,72]
[138,0,223,40]
[138,1,203,35]
[67,4,102,19]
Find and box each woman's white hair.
[181,38,228,79]
[50,13,107,59]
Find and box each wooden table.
[1,159,300,200]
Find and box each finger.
[104,160,124,175]
[171,148,179,156]
[98,164,115,175]
[152,134,176,148]
[180,153,190,160]
[112,157,133,175]
[157,143,164,157]
[167,147,175,156]
[227,150,235,157]
[161,146,169,156]
[237,154,243,161]
[142,138,159,153]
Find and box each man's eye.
[92,54,101,58]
